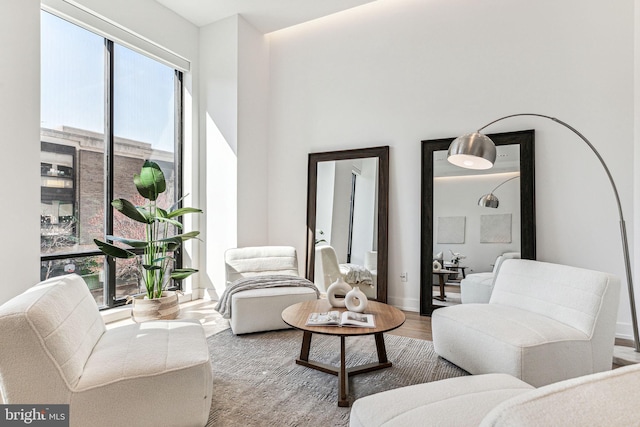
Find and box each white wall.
[266,0,636,337]
[433,173,521,274]
[0,0,41,303]
[199,16,271,298]
[238,17,270,247]
[199,16,239,299]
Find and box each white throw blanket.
[214,274,319,319]
[340,263,374,287]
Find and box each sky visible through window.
[41,11,175,152]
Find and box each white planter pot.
[131,291,180,322]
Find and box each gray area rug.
[205,329,468,427]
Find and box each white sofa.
[460,252,520,304]
[223,246,318,334]
[433,259,620,387]
[0,274,213,427]
[350,362,640,426]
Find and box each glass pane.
[40,11,181,308]
[112,44,176,241]
[115,252,176,298]
[116,257,143,298]
[40,256,106,306]
[40,11,105,256]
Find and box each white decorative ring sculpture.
[327,277,352,308]
[345,286,368,313]
[433,260,442,272]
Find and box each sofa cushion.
[491,259,616,337]
[460,272,494,303]
[0,276,214,427]
[225,246,299,284]
[23,275,106,386]
[350,374,533,427]
[72,319,212,427]
[0,274,105,403]
[434,259,620,386]
[433,303,594,387]
[78,319,209,389]
[350,358,640,427]
[480,363,640,426]
[230,286,318,334]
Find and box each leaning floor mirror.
[420,130,536,315]
[306,146,389,303]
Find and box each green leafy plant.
[94,160,202,299]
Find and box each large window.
[40,11,183,308]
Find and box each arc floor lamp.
[447,113,639,360]
[478,174,520,208]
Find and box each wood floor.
[388,310,433,341]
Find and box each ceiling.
[154,0,378,33]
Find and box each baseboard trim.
[387,296,420,313]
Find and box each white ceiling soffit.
[154,0,378,33]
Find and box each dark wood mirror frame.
[420,130,536,315]
[306,146,390,303]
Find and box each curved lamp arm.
[476,113,639,352]
[488,174,520,195]
[479,175,520,208]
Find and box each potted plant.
[94,160,202,321]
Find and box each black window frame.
[40,14,185,309]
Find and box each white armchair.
[315,244,343,292]
[433,259,620,387]
[0,274,213,427]
[223,246,318,334]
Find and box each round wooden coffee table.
[282,299,405,407]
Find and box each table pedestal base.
[295,331,392,407]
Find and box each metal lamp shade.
[447,132,497,170]
[478,193,499,208]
